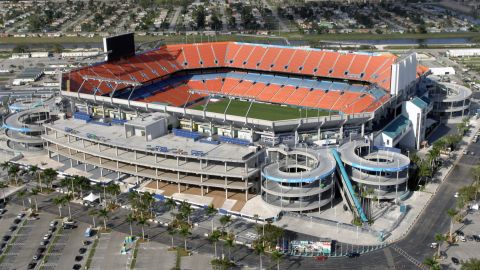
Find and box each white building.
[374,97,431,150]
[446,49,480,58]
[11,53,30,59]
[429,67,455,76]
[61,50,100,58]
[30,52,50,58]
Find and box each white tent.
[83,192,100,203]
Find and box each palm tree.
[28,165,42,192]
[167,225,177,248]
[141,192,154,218]
[64,194,73,219]
[97,208,109,230]
[126,213,136,236]
[434,233,445,258]
[42,168,58,189]
[418,161,432,187]
[224,232,235,261]
[8,164,20,186]
[88,209,98,228]
[178,223,191,251]
[137,217,148,240]
[0,182,8,203]
[53,195,66,217]
[179,200,192,224]
[461,258,480,270]
[270,249,283,270]
[209,229,222,258]
[254,242,265,270]
[29,188,39,212]
[17,189,27,209]
[447,208,458,241]
[0,161,9,176]
[165,197,176,212]
[205,203,217,232]
[219,215,231,234]
[108,183,121,206]
[76,176,90,199]
[423,257,440,270]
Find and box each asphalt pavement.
[7,140,479,269]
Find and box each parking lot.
[442,208,480,269]
[89,231,129,270]
[134,241,175,270]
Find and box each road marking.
[383,248,396,270]
[391,244,427,270]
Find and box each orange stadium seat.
[347,54,371,79]
[243,45,268,70]
[257,47,282,71]
[182,45,202,69]
[330,92,361,111]
[270,85,296,103]
[229,80,253,96]
[211,43,229,66]
[299,90,325,108]
[204,78,223,93]
[316,52,339,77]
[286,49,309,74]
[197,43,217,67]
[303,51,325,75]
[256,84,282,101]
[225,43,243,65]
[272,48,296,72]
[285,87,310,105]
[229,44,256,69]
[330,54,355,78]
[244,82,267,98]
[221,78,242,94]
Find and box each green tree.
[447,208,458,241]
[89,209,98,228]
[42,168,58,189]
[53,195,66,217]
[167,225,177,248]
[126,213,136,237]
[254,242,265,270]
[28,165,43,192]
[0,182,7,203]
[434,233,445,258]
[224,232,235,261]
[137,217,149,240]
[423,257,440,270]
[97,208,110,230]
[17,189,27,209]
[30,188,39,212]
[209,229,222,258]
[178,223,191,251]
[219,215,231,232]
[271,249,283,270]
[8,164,20,186]
[461,258,480,270]
[64,194,73,219]
[179,200,192,224]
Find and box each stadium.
[43,34,432,222]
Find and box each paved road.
[168,7,182,32]
[9,141,478,269]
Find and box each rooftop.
[46,118,257,162]
[382,115,411,139]
[410,97,429,110]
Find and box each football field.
[192,99,333,121]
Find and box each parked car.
[79,248,87,254]
[452,257,460,265]
[346,252,360,258]
[73,264,82,270]
[429,243,438,249]
[27,262,36,269]
[33,254,41,261]
[37,247,46,254]
[13,218,21,224]
[455,230,464,236]
[40,240,49,246]
[466,235,474,241]
[17,213,25,219]
[473,235,480,242]
[43,234,51,240]
[50,221,57,227]
[8,226,16,232]
[2,235,10,242]
[74,255,83,262]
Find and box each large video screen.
[103,33,135,61]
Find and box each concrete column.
[134,150,137,160]
[99,157,102,165]
[84,163,87,171]
[339,125,344,139]
[155,168,158,177]
[100,167,104,177]
[245,189,248,201]
[83,153,86,160]
[116,161,119,169]
[135,165,138,173]
[225,188,228,199]
[244,163,248,173]
[224,162,227,173]
[98,143,101,152]
[201,186,204,196]
[199,159,202,170]
[156,180,159,190]
[82,139,85,148]
[178,182,181,193]
[69,159,73,168]
[155,154,158,163]
[116,147,119,157]
[177,157,179,167]
[361,123,365,137]
[55,130,58,139]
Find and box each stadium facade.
[37,39,452,221]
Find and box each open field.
[192,99,332,121]
[0,31,479,46]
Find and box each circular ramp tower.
[261,147,336,213]
[338,140,410,201]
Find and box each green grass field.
[192,99,333,121]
